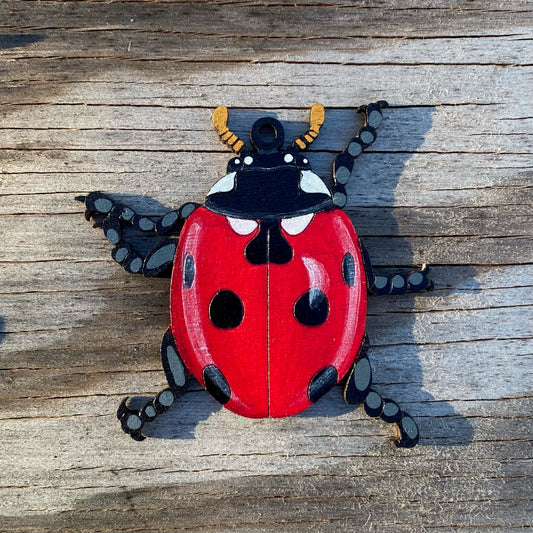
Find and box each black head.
[206,106,332,219]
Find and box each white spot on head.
[303,158,309,164]
[300,170,331,196]
[281,213,314,235]
[226,217,258,235]
[234,159,240,165]
[244,156,253,165]
[207,172,236,196]
[284,153,294,163]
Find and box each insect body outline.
[78,102,432,447]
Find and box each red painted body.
[170,206,367,418]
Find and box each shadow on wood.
[75,106,472,446]
[295,106,475,447]
[0,317,5,357]
[0,33,46,50]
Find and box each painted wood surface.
[0,1,532,531]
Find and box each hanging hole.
[250,117,285,151]
[258,124,277,144]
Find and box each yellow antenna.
[292,103,325,150]
[212,106,245,153]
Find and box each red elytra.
[170,206,366,418]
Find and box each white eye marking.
[284,153,294,163]
[244,156,253,165]
[226,217,258,235]
[207,172,236,196]
[234,159,240,165]
[300,170,331,196]
[281,213,314,235]
[303,158,308,164]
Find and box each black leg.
[332,101,388,208]
[344,333,419,448]
[359,238,434,295]
[117,328,190,440]
[76,192,198,276]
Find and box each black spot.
[342,253,355,286]
[308,366,338,403]
[294,288,329,326]
[245,221,268,264]
[183,254,195,288]
[209,290,244,329]
[245,219,293,265]
[203,365,231,404]
[268,221,293,264]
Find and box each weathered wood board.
[0,1,532,531]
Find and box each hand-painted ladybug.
[77,102,433,447]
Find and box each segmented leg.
[344,333,419,448]
[76,192,198,276]
[359,238,434,295]
[332,101,388,208]
[117,328,190,440]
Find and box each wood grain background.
[1,1,532,531]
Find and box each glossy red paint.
[170,206,367,418]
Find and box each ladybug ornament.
[77,102,433,447]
